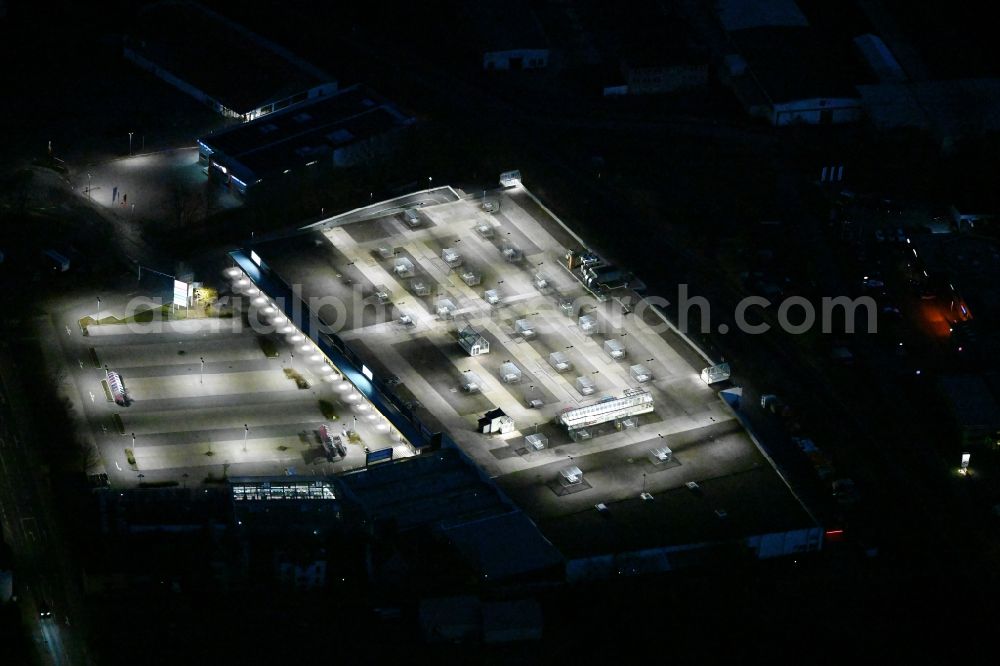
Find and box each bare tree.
[168,183,207,229]
[73,439,102,475]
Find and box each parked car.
[832,478,861,506]
[760,394,789,416]
[862,275,885,289]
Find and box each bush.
[258,337,279,358]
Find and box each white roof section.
[559,389,653,430]
[717,0,809,32]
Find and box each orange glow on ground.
[915,300,955,340]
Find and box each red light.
[825,529,844,535]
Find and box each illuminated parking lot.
[83,291,410,487]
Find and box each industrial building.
[462,0,550,71]
[124,1,336,122]
[197,85,415,195]
[716,0,865,125]
[227,177,821,582]
[600,1,709,97]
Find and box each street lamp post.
[128,132,134,155]
[243,424,249,453]
[96,296,101,324]
[87,173,92,199]
[200,357,205,384]
[427,176,432,189]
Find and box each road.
[0,344,89,665]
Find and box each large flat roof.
[127,1,329,114]
[731,26,865,103]
[243,184,817,561]
[201,85,413,182]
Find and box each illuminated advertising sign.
[173,280,189,307]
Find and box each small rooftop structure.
[630,363,653,383]
[499,170,522,188]
[559,388,653,430]
[649,446,673,464]
[559,466,583,486]
[578,314,598,335]
[460,269,482,286]
[575,376,596,396]
[458,326,490,357]
[500,361,522,384]
[394,257,415,276]
[411,279,431,296]
[479,408,514,435]
[435,298,457,319]
[700,362,732,385]
[501,240,523,262]
[460,371,485,393]
[515,318,536,338]
[548,351,573,373]
[475,221,496,238]
[442,248,463,268]
[403,208,421,228]
[484,289,501,305]
[604,339,626,359]
[525,433,548,451]
[523,386,544,409]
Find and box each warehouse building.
[124,1,336,122]
[463,0,550,71]
[197,85,415,195]
[716,0,865,126]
